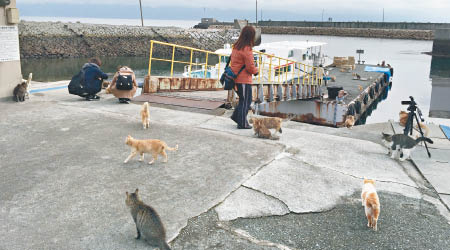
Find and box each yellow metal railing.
[148,40,227,79]
[147,40,323,86]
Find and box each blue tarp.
[440,125,450,140]
[364,66,392,79]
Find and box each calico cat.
[13,81,28,102]
[249,117,283,134]
[383,133,433,161]
[124,135,178,165]
[361,178,380,231]
[125,189,171,250]
[252,119,279,140]
[140,102,150,129]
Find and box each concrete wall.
[261,26,433,40]
[0,0,22,100]
[432,29,450,56]
[19,22,239,59]
[258,21,450,30]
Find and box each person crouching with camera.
[108,66,138,104]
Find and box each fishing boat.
[182,40,329,83]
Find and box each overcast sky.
[17,0,450,22]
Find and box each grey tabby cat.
[125,189,171,250]
[13,81,28,102]
[382,132,433,161]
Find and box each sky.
[16,0,450,22]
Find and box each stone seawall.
[260,26,433,40]
[19,21,239,59]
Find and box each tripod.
[402,96,431,158]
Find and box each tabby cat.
[125,189,171,250]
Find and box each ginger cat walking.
[361,178,380,231]
[124,136,178,165]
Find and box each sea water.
[20,19,448,125]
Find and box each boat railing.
[147,40,322,86]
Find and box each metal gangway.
[144,40,324,104]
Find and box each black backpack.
[68,69,87,96]
[116,73,133,90]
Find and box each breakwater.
[260,26,433,40]
[258,21,450,30]
[19,21,239,59]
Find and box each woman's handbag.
[220,56,245,90]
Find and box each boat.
[182,41,329,84]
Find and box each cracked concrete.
[1,85,450,250]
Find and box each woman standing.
[230,26,259,129]
[108,66,138,104]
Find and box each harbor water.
[21,28,449,126]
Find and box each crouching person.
[83,57,108,101]
[108,66,137,104]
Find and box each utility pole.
[139,0,144,27]
[322,9,324,22]
[256,0,258,26]
[382,8,385,22]
[261,9,263,22]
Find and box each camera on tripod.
[401,96,424,122]
[400,96,431,157]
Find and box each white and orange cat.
[140,102,150,129]
[361,178,380,231]
[124,135,178,165]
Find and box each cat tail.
[415,137,433,144]
[165,144,178,151]
[159,241,172,250]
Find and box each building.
[0,0,21,100]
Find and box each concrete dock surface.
[1,84,449,250]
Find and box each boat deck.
[322,64,385,101]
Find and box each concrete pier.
[1,83,449,249]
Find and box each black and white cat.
[382,133,433,161]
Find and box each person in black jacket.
[82,58,108,101]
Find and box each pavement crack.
[286,155,420,189]
[240,185,290,212]
[217,222,297,250]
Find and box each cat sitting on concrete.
[125,189,171,250]
[382,133,433,161]
[398,110,430,137]
[13,80,28,102]
[14,73,33,102]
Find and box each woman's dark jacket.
[82,63,108,94]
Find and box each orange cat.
[124,135,178,165]
[361,178,380,231]
[140,102,150,129]
[399,110,430,137]
[344,115,355,129]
